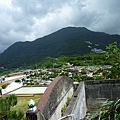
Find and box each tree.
[106,42,119,54]
[106,42,120,61]
[106,42,120,79]
[0,94,24,120]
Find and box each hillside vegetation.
[0,27,120,68]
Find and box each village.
[0,63,111,96]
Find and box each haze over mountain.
[0,27,120,68]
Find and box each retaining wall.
[26,76,73,120]
[85,79,120,110]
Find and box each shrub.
[15,80,21,83]
[27,83,31,86]
[2,83,9,89]
[61,107,66,116]
[35,82,39,86]
[91,99,120,120]
[61,97,71,116]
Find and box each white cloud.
[0,0,120,53]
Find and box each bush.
[21,78,25,82]
[2,83,9,89]
[30,82,34,85]
[15,80,21,83]
[35,82,39,86]
[27,82,31,86]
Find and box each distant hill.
[0,27,120,68]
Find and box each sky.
[0,0,120,53]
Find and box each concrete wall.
[63,82,87,120]
[26,78,120,120]
[85,79,120,109]
[2,82,23,95]
[26,76,73,120]
[50,86,73,120]
[63,79,120,120]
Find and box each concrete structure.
[26,78,120,120]
[63,82,86,120]
[85,79,120,110]
[1,82,23,95]
[9,87,47,95]
[5,75,25,82]
[64,79,120,120]
[26,76,73,120]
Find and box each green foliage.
[106,42,119,54]
[6,94,17,106]
[95,76,103,80]
[66,97,71,106]
[61,97,71,116]
[35,82,39,86]
[0,27,120,68]
[34,73,39,77]
[108,65,120,79]
[2,83,9,89]
[0,94,25,120]
[73,74,82,82]
[61,107,66,116]
[26,76,30,79]
[91,99,120,120]
[8,110,24,120]
[15,79,21,83]
[80,76,94,81]
[48,73,58,79]
[106,42,120,62]
[105,42,120,79]
[0,42,120,79]
[22,78,25,82]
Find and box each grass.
[11,94,42,115]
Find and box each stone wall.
[26,76,73,120]
[85,79,120,109]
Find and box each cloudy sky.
[0,0,120,53]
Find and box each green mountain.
[0,27,120,68]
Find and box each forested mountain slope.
[0,27,120,68]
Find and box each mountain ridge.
[0,27,120,68]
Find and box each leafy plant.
[91,99,120,120]
[2,83,9,89]
[15,79,21,83]
[61,97,71,116]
